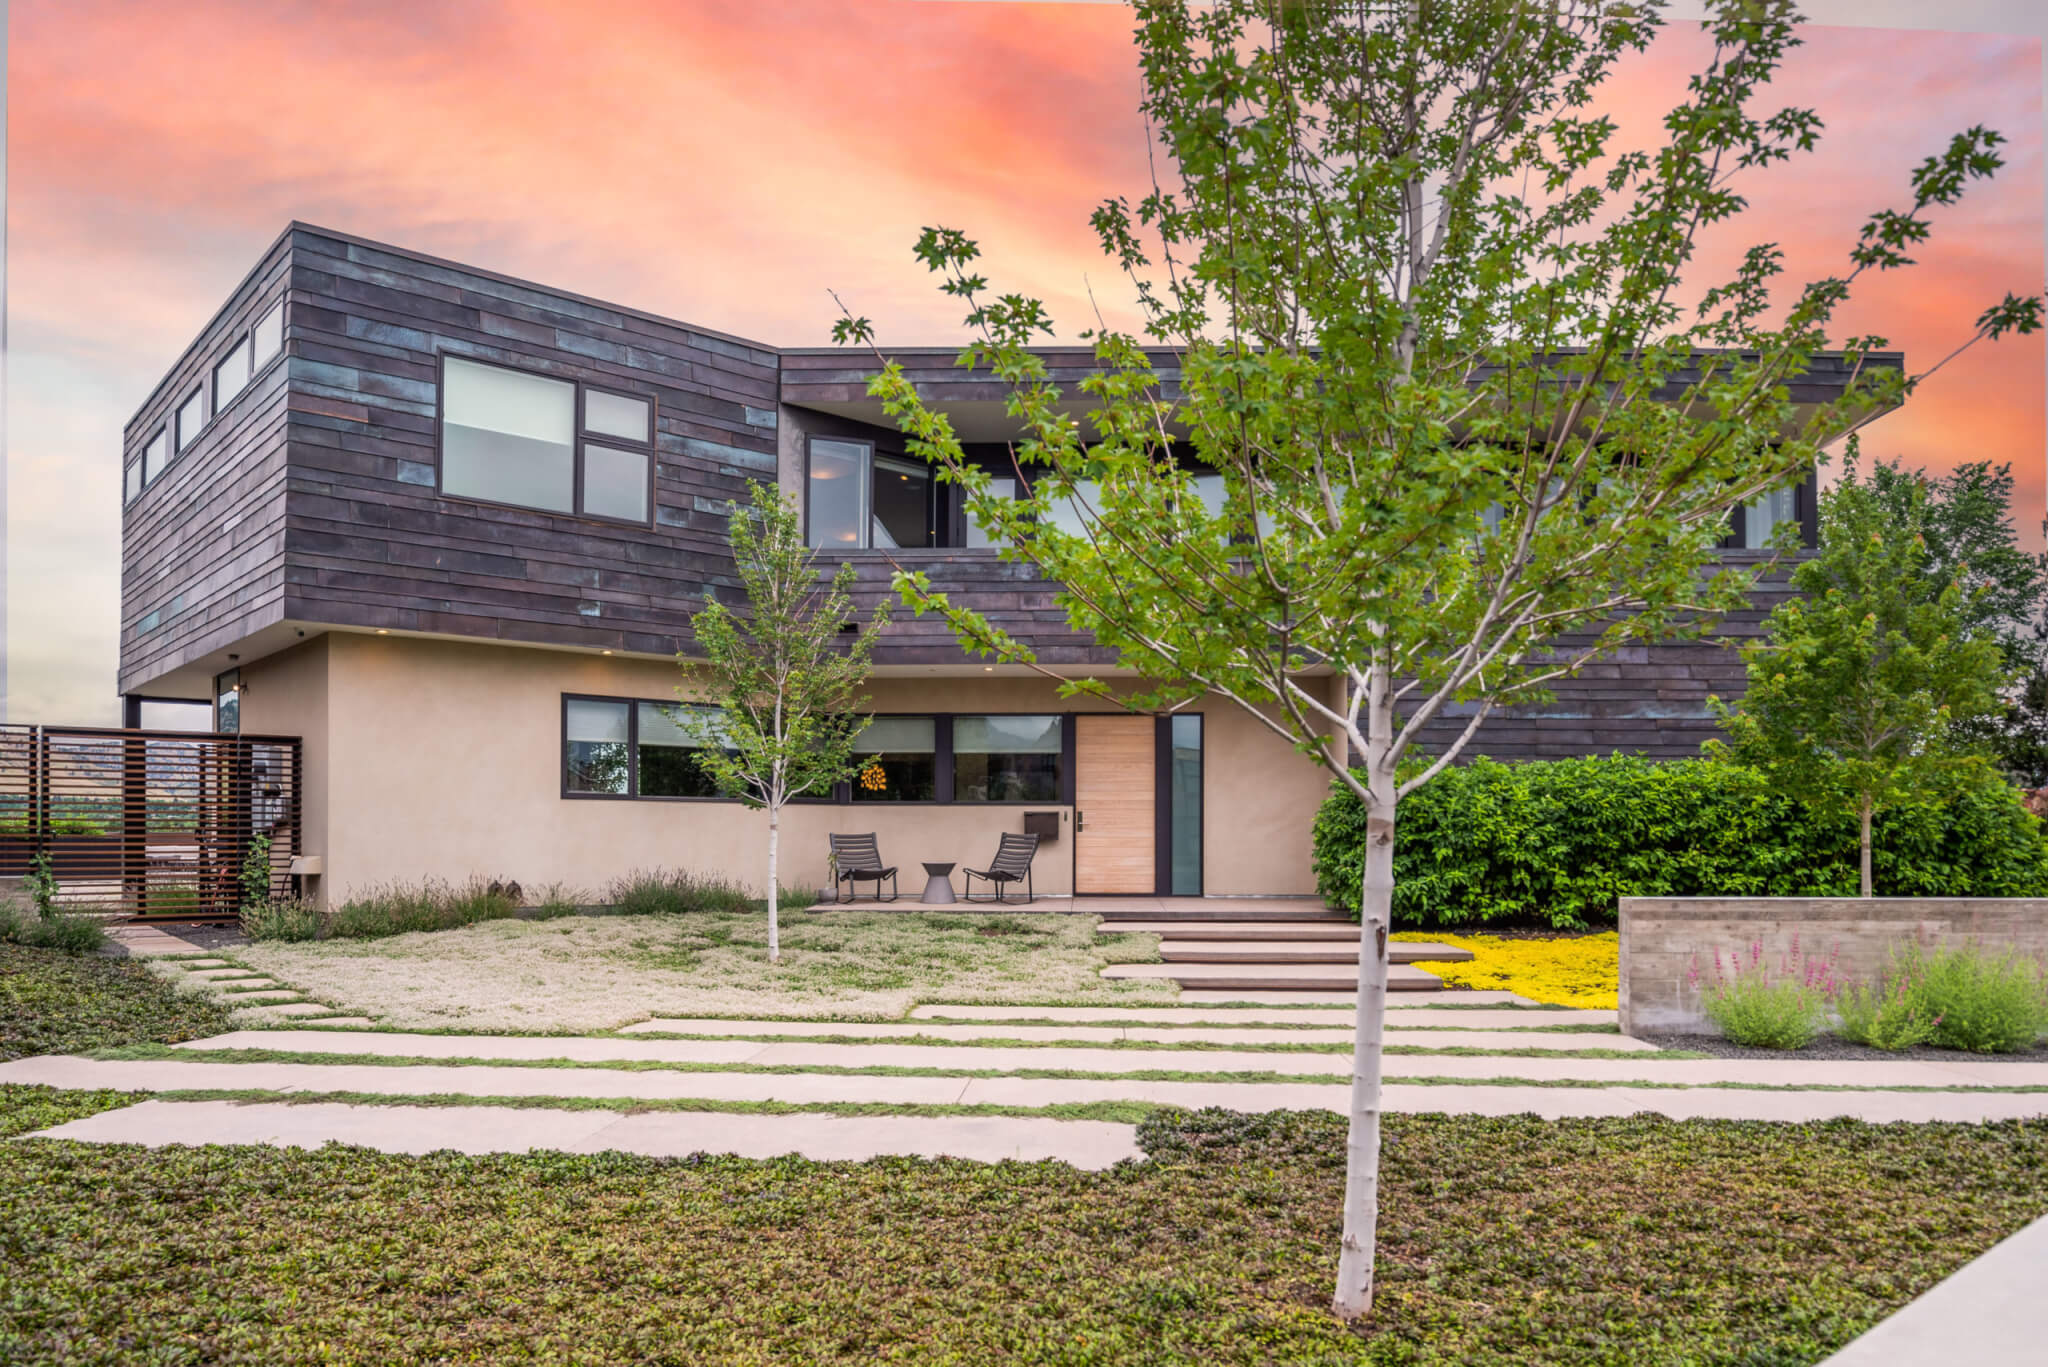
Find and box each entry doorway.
[1074,715,1156,893]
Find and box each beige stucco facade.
[238,631,1338,906]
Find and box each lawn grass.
[0,944,234,1061]
[236,910,1174,1031]
[2,1088,2041,1365]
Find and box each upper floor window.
[806,437,933,549]
[213,335,254,410]
[964,477,1020,549]
[440,356,654,525]
[176,390,205,451]
[1742,486,1800,548]
[143,429,169,487]
[252,301,284,367]
[125,458,143,505]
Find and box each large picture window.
[954,714,1063,802]
[564,698,631,795]
[851,717,937,802]
[637,702,724,798]
[440,356,655,525]
[563,695,730,800]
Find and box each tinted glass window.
[176,391,205,450]
[965,477,1018,549]
[585,390,651,443]
[125,461,142,505]
[1170,714,1202,895]
[852,716,936,802]
[808,438,867,548]
[442,356,576,513]
[213,335,253,408]
[953,714,1062,802]
[252,302,284,366]
[584,444,649,523]
[871,455,930,549]
[637,702,725,798]
[1744,486,1800,548]
[144,430,170,484]
[564,699,630,794]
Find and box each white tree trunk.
[1333,714,1396,1320]
[767,804,782,963]
[1859,795,1873,900]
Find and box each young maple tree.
[832,0,2038,1319]
[675,483,886,962]
[1715,452,2009,897]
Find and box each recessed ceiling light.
[602,650,613,656]
[376,629,389,635]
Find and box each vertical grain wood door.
[1074,714,1156,894]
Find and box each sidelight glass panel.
[851,716,936,802]
[564,698,630,794]
[584,390,651,443]
[637,702,724,798]
[1169,714,1203,895]
[252,302,284,366]
[807,438,866,547]
[215,671,242,737]
[583,444,649,523]
[871,455,931,549]
[954,714,1062,802]
[442,356,576,513]
[1743,486,1800,548]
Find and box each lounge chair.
[829,832,898,903]
[963,832,1040,905]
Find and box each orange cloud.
[6,2,2042,720]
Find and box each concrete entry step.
[1158,940,1474,965]
[1104,962,1445,991]
[1100,920,1364,940]
[1087,901,1349,923]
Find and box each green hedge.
[1311,755,2048,929]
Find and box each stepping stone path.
[7,933,2038,1168]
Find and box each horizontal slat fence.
[0,725,301,923]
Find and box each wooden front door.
[1074,715,1155,894]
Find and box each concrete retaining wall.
[1618,897,2048,1036]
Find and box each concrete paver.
[170,959,230,969]
[178,967,255,981]
[1173,989,1535,1006]
[908,1002,1581,1026]
[619,1015,1631,1046]
[234,1003,355,1020]
[27,1100,1140,1169]
[1104,962,1442,987]
[8,1055,2045,1126]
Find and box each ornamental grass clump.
[326,877,519,939]
[1693,938,1841,1050]
[1914,944,2048,1054]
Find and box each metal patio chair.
[828,832,898,903]
[963,832,1040,906]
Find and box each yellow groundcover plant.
[1391,931,1619,1009]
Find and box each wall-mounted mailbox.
[288,855,323,877]
[1022,811,1060,843]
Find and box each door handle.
[1076,810,1085,834]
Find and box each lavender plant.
[1692,938,1840,1050]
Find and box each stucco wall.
[242,632,1334,904]
[1619,897,2048,1036]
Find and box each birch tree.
[678,483,886,962]
[832,0,2037,1319]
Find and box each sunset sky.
[4,0,2044,723]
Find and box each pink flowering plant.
[1834,947,1944,1052]
[1690,937,1841,1050]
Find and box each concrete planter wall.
[1618,897,2048,1036]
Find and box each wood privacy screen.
[0,725,302,923]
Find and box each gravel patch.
[1642,1033,2048,1064]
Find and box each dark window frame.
[437,352,660,530]
[805,435,950,551]
[558,698,1074,807]
[133,298,288,504]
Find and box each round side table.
[919,862,957,905]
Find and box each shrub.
[239,834,275,910]
[603,869,802,916]
[1914,944,2048,1054]
[241,897,322,943]
[528,883,587,920]
[326,878,519,940]
[1694,940,1839,1049]
[0,899,107,955]
[1833,949,1944,1051]
[1312,756,2048,928]
[25,853,58,921]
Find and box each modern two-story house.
[116,224,1878,906]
